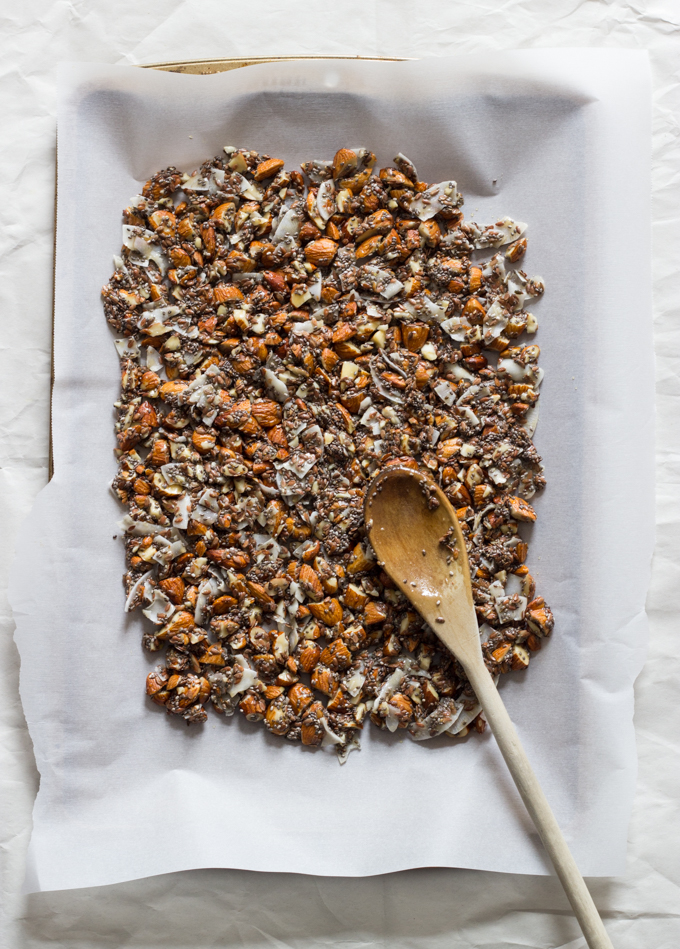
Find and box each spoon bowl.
[365,464,481,670]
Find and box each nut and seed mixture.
[102,146,554,761]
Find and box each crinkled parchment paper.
[9,50,652,893]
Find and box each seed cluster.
[103,146,554,760]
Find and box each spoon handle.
[464,660,614,949]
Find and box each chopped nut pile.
[103,145,553,761]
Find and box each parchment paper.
[9,50,653,893]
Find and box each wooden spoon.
[365,465,614,949]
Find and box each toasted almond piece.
[148,209,176,235]
[308,597,343,626]
[213,283,244,304]
[491,643,512,663]
[363,600,388,625]
[507,496,537,522]
[200,643,226,666]
[419,220,441,246]
[378,167,414,189]
[299,564,324,601]
[192,431,216,454]
[310,665,337,696]
[402,323,429,352]
[347,543,373,575]
[387,693,414,726]
[304,238,338,267]
[298,641,321,672]
[212,595,238,615]
[288,682,314,715]
[146,669,168,695]
[511,644,530,670]
[462,297,486,324]
[506,237,527,262]
[159,577,185,605]
[332,148,357,179]
[148,440,170,466]
[159,380,188,401]
[355,234,383,259]
[526,606,554,636]
[332,322,356,344]
[345,583,369,610]
[254,157,285,181]
[251,399,282,428]
[239,692,266,720]
[335,340,362,360]
[469,267,483,292]
[319,638,352,672]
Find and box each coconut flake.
[152,539,186,565]
[360,265,404,300]
[321,717,344,747]
[440,316,471,341]
[370,362,404,405]
[409,180,462,221]
[495,595,528,623]
[114,337,140,359]
[483,300,509,340]
[209,168,226,192]
[290,320,316,336]
[344,669,366,698]
[497,358,527,382]
[316,179,336,222]
[229,655,259,697]
[254,533,282,562]
[124,569,154,612]
[182,172,210,191]
[434,380,456,406]
[505,573,524,596]
[281,451,318,479]
[522,403,540,436]
[230,172,263,201]
[145,346,163,372]
[449,364,474,383]
[302,160,332,183]
[474,217,527,249]
[336,734,361,764]
[263,367,290,402]
[273,207,301,243]
[122,225,167,273]
[142,590,175,625]
[120,516,167,536]
[374,668,405,709]
[447,703,482,736]
[359,405,384,435]
[421,296,449,323]
[169,493,191,530]
[308,271,322,301]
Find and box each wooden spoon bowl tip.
[364,466,482,668]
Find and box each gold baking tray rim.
[142,55,408,75]
[49,55,406,479]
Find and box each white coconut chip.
[142,590,175,625]
[124,569,154,612]
[228,655,259,697]
[263,367,290,402]
[114,338,140,359]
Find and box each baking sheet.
[9,50,653,893]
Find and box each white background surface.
[0,2,678,947]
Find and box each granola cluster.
[102,146,553,760]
